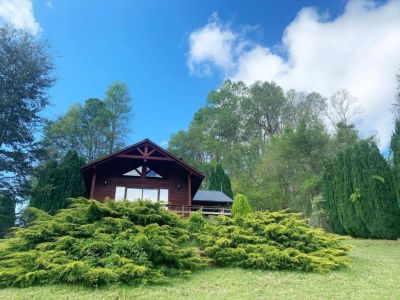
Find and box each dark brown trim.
[116,154,174,161]
[81,138,204,178]
[90,168,96,198]
[188,173,192,205]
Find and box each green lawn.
[1,238,399,299]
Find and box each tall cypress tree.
[207,163,233,198]
[390,119,400,205]
[324,139,400,239]
[30,151,86,213]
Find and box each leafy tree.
[0,25,54,200]
[0,193,15,238]
[207,163,233,198]
[104,81,132,153]
[30,151,86,213]
[231,194,253,217]
[44,83,132,161]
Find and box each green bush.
[0,198,208,288]
[187,211,205,233]
[231,194,253,217]
[193,210,350,272]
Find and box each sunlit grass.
[1,238,399,299]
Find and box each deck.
[163,204,231,216]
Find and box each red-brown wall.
[90,159,191,206]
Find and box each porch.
[163,204,231,217]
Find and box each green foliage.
[207,163,233,198]
[169,81,331,216]
[390,119,400,205]
[231,194,253,217]
[0,193,15,238]
[323,139,400,239]
[0,199,208,288]
[30,151,86,213]
[0,24,54,199]
[187,211,205,233]
[193,211,350,272]
[43,82,132,162]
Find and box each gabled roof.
[193,190,233,203]
[81,138,204,178]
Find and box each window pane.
[115,186,126,201]
[126,188,142,201]
[143,189,158,202]
[159,189,169,202]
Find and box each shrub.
[193,210,350,272]
[231,194,253,217]
[187,211,205,233]
[0,198,208,288]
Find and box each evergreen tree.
[0,193,15,238]
[231,194,253,217]
[390,119,400,205]
[324,140,400,239]
[207,163,233,198]
[30,151,86,213]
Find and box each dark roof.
[81,138,204,178]
[193,190,233,203]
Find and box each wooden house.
[81,139,232,215]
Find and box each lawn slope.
[0,239,399,299]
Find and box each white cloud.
[0,0,40,34]
[188,13,236,76]
[188,0,400,148]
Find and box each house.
[80,139,232,215]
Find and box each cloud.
[188,1,400,148]
[0,0,40,34]
[188,13,237,76]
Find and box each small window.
[115,186,126,201]
[159,189,169,202]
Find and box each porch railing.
[161,204,231,217]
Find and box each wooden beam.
[90,168,96,199]
[188,172,192,205]
[148,148,156,156]
[116,154,174,161]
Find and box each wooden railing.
[161,204,231,217]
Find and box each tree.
[43,83,132,162]
[390,119,400,205]
[0,25,54,200]
[207,163,233,198]
[30,151,86,213]
[327,90,361,132]
[104,82,132,153]
[231,194,253,217]
[0,193,15,238]
[324,139,400,239]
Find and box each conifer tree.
[324,140,400,239]
[231,194,253,217]
[30,151,86,213]
[390,119,400,205]
[207,163,233,198]
[0,193,15,238]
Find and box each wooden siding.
[89,159,191,206]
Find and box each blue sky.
[1,0,399,148]
[30,0,348,146]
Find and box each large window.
[115,187,168,202]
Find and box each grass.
[1,238,399,299]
